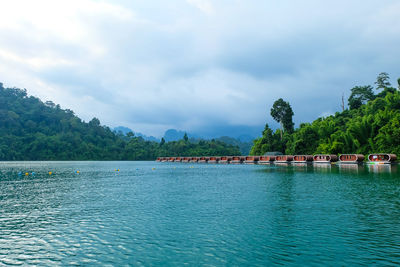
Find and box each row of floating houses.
[156,154,397,164]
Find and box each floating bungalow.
[313,154,338,163]
[368,154,397,164]
[191,157,199,163]
[339,154,364,164]
[182,157,191,163]
[275,155,294,163]
[244,156,260,164]
[220,156,232,164]
[175,157,182,162]
[231,156,244,164]
[168,157,176,162]
[208,156,220,163]
[198,157,209,163]
[293,155,313,163]
[258,156,275,164]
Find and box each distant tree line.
[0,83,240,160]
[251,72,400,156]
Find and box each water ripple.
[1,162,400,265]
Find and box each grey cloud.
[0,0,399,138]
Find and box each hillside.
[251,74,400,156]
[0,83,240,160]
[215,136,253,155]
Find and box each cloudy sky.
[0,0,399,138]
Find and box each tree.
[375,72,397,98]
[375,72,391,90]
[270,98,294,139]
[89,117,101,127]
[160,137,165,146]
[183,132,188,142]
[397,78,400,90]
[348,85,375,110]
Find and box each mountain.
[237,134,255,143]
[162,129,254,155]
[114,126,159,142]
[163,129,186,142]
[135,133,159,142]
[114,126,132,135]
[215,136,253,155]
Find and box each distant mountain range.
[113,127,255,155]
[113,126,160,142]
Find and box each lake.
[1,161,400,266]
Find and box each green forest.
[0,83,240,160]
[251,73,400,156]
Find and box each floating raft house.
[220,156,232,164]
[275,155,294,163]
[231,156,244,164]
[244,156,259,164]
[313,154,338,163]
[339,154,364,164]
[182,157,191,163]
[293,155,313,163]
[259,156,275,164]
[208,157,220,163]
[198,157,209,163]
[368,154,397,164]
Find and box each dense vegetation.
[0,83,240,160]
[251,73,400,156]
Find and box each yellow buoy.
[25,172,29,176]
[76,171,80,174]
[49,171,52,175]
[152,168,156,170]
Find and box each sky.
[0,0,399,138]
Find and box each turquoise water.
[1,161,400,266]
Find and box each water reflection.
[274,163,290,167]
[291,163,309,168]
[312,163,332,173]
[338,163,364,174]
[367,163,397,174]
[258,163,400,176]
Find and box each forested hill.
[0,83,240,160]
[251,73,400,156]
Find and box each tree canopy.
[270,98,294,139]
[348,85,375,110]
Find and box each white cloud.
[186,0,215,15]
